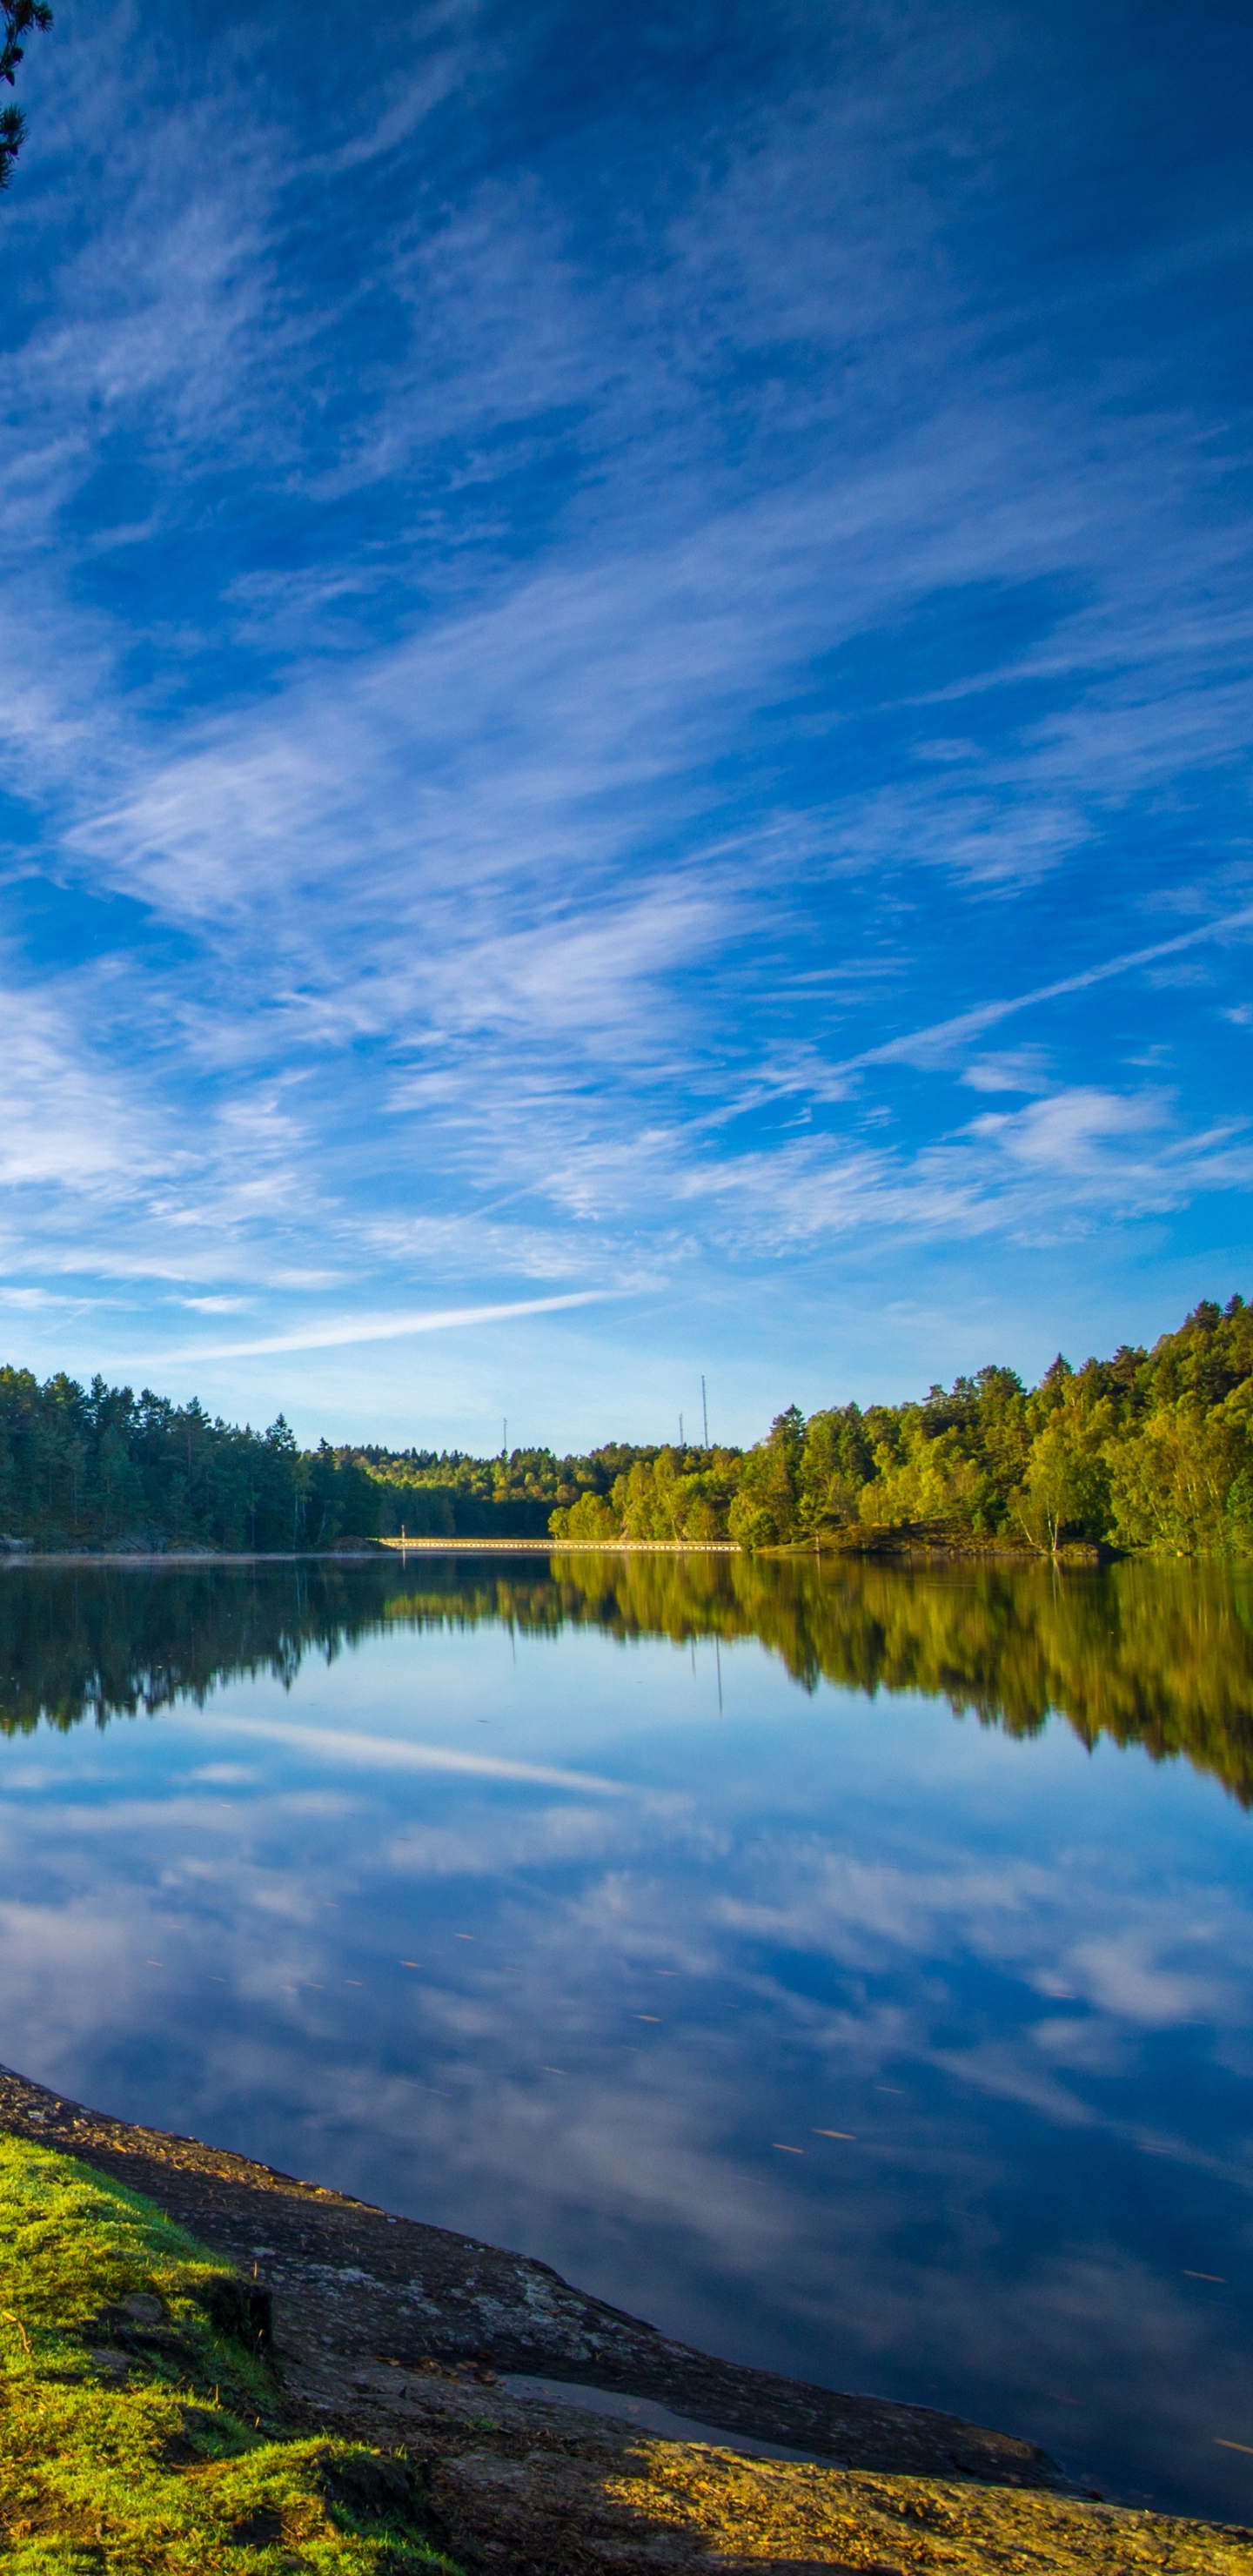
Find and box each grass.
[0,2134,456,2576]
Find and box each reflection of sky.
[2,1611,1251,2521]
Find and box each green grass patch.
[0,2133,457,2575]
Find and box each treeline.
[0,1291,1250,1555]
[547,1294,1253,1557]
[0,1376,355,1553]
[0,1368,678,1552]
[349,1439,661,1539]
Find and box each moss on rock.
[603,2438,1253,2573]
[0,2135,455,2575]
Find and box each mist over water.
[0,1552,1250,2521]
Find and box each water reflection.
[5,1553,1252,1805]
[0,1553,1250,2526]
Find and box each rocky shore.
[0,2065,1057,2489]
[4,2063,1251,2572]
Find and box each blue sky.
[2,0,1251,1449]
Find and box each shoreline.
[0,1546,395,1567]
[7,2070,1253,2566]
[0,1540,740,1566]
[0,2062,1061,2492]
[0,1535,1102,1565]
[382,1536,741,1552]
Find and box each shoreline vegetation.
[0,2127,451,2576]
[0,1295,1249,1560]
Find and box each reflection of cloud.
[205,1715,629,1795]
[0,1791,361,1838]
[1029,2015,1130,2074]
[928,2036,1101,2129]
[714,1848,1055,1962]
[0,1623,1250,2519]
[383,1808,641,1878]
[1062,1935,1222,2028]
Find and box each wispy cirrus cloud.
[155,1289,620,1363]
[0,0,1250,1423]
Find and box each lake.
[0,1549,1250,2522]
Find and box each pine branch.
[0,0,51,191]
[0,98,23,190]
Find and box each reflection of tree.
[0,1564,385,1736]
[2,1555,1251,1809]
[412,1553,1253,1808]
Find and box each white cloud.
[151,1289,619,1362]
[962,1049,1053,1093]
[0,0,1249,1418]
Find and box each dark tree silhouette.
[1,0,51,191]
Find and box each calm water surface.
[1,1551,1250,2521]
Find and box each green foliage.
[0,1374,317,1553]
[0,2135,453,2574]
[1012,1412,1111,1553]
[541,1292,1253,1559]
[0,0,51,191]
[559,1490,620,1540]
[367,1439,692,1542]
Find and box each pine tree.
[1,2,52,192]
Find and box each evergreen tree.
[1,0,51,191]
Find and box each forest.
[549,1291,1253,1557]
[0,1292,1249,1556]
